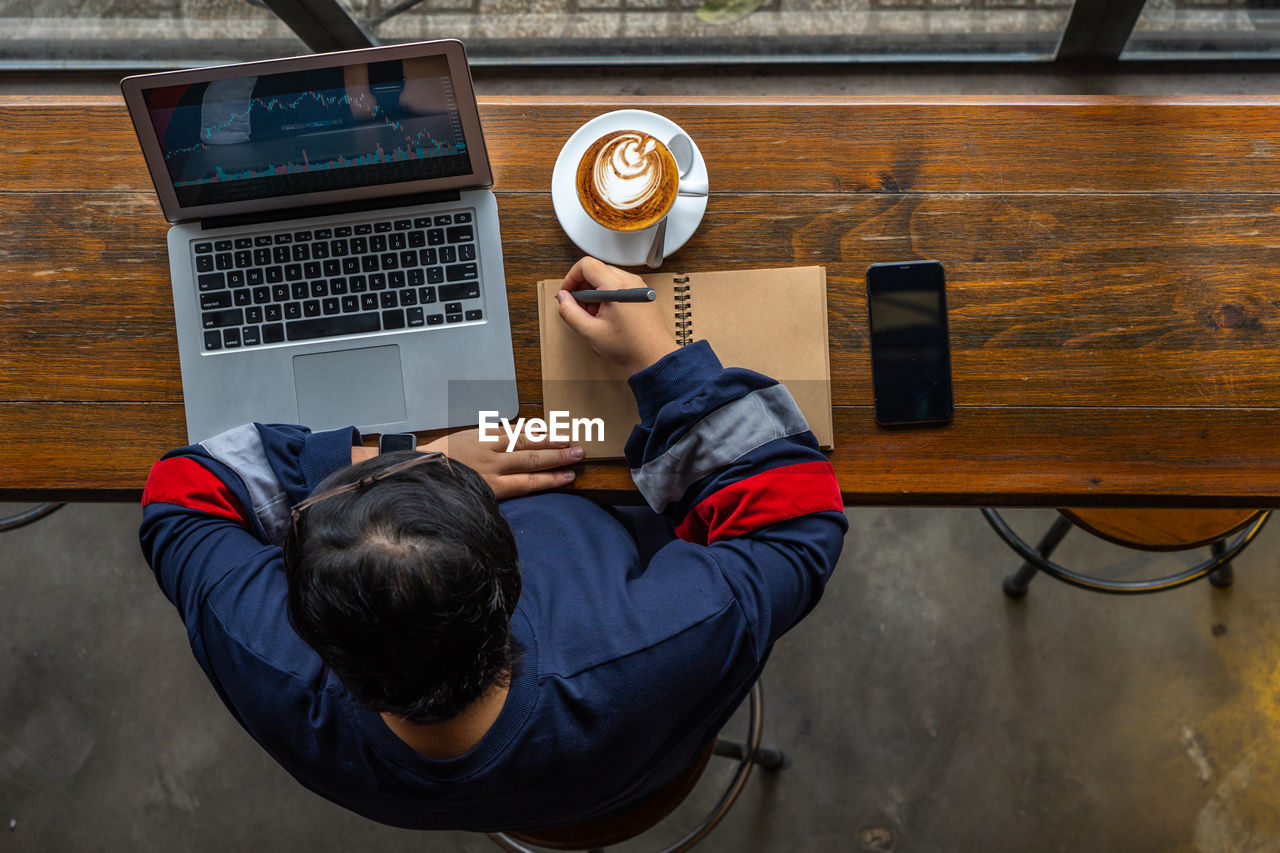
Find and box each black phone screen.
[866,260,954,426]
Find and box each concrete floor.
[5,503,1280,851]
[7,56,1280,853]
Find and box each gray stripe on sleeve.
[201,424,291,545]
[629,383,811,513]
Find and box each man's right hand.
[556,257,678,376]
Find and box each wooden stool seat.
[1059,508,1265,551]
[504,742,716,851]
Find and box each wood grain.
[6,96,1280,504]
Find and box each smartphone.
[865,260,954,427]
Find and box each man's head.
[284,451,521,724]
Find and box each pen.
[570,288,657,303]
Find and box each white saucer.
[551,110,709,268]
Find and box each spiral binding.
[672,276,692,346]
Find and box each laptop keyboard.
[192,211,483,352]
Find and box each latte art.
[576,130,678,232]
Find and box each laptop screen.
[122,41,491,222]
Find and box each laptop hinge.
[199,190,464,232]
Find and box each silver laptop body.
[122,40,518,443]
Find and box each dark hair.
[284,451,521,724]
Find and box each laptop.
[121,39,518,443]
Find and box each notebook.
[537,265,833,458]
[120,39,518,443]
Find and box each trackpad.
[293,346,407,430]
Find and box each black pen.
[570,288,657,303]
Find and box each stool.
[982,508,1271,596]
[488,680,785,853]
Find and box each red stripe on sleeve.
[675,460,843,545]
[141,456,250,525]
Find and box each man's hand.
[422,429,583,499]
[556,257,678,376]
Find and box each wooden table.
[4,94,1280,505]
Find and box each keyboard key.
[294,230,312,242]
[274,233,292,244]
[394,219,412,230]
[284,302,302,320]
[254,235,273,246]
[204,330,222,350]
[246,306,263,324]
[459,244,476,262]
[203,308,243,329]
[234,237,253,249]
[371,235,388,253]
[434,214,452,226]
[265,304,283,322]
[427,267,445,285]
[334,226,352,237]
[315,228,332,239]
[351,237,368,254]
[330,240,348,257]
[380,291,398,309]
[303,300,321,317]
[370,273,387,290]
[454,211,472,223]
[341,295,359,313]
[420,248,437,266]
[361,293,378,311]
[390,232,407,251]
[409,269,425,287]
[214,240,233,251]
[419,286,436,303]
[195,242,213,254]
[444,301,463,314]
[439,283,480,301]
[380,253,399,270]
[374,221,393,233]
[273,284,291,301]
[350,275,368,292]
[266,266,284,283]
[400,290,417,306]
[331,278,348,295]
[304,262,321,279]
[242,325,261,346]
[233,290,252,307]
[354,223,372,235]
[323,298,340,315]
[383,309,406,329]
[235,250,252,267]
[196,255,214,273]
[287,312,380,342]
[254,248,271,266]
[440,246,457,264]
[201,292,232,310]
[285,264,303,281]
[361,256,379,273]
[198,272,225,291]
[427,313,444,326]
[273,246,291,264]
[248,268,265,286]
[292,244,310,262]
[407,307,425,326]
[310,280,328,298]
[409,231,426,248]
[215,253,233,271]
[263,323,285,343]
[428,228,445,246]
[252,286,271,304]
[446,263,478,282]
[446,312,464,324]
[227,270,246,288]
[389,271,406,288]
[447,225,474,243]
[343,258,360,275]
[413,217,431,228]
[400,250,418,267]
[465,309,483,321]
[312,242,330,259]
[223,327,241,347]
[291,281,309,300]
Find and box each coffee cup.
[575,129,708,233]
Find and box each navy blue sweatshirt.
[139,341,846,831]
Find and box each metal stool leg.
[713,739,789,772]
[1208,539,1234,588]
[1003,515,1073,600]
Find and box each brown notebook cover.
[536,265,833,459]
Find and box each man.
[139,257,846,831]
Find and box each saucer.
[551,110,709,268]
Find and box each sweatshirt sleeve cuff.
[628,340,723,424]
[298,427,362,494]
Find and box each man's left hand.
[423,429,583,499]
